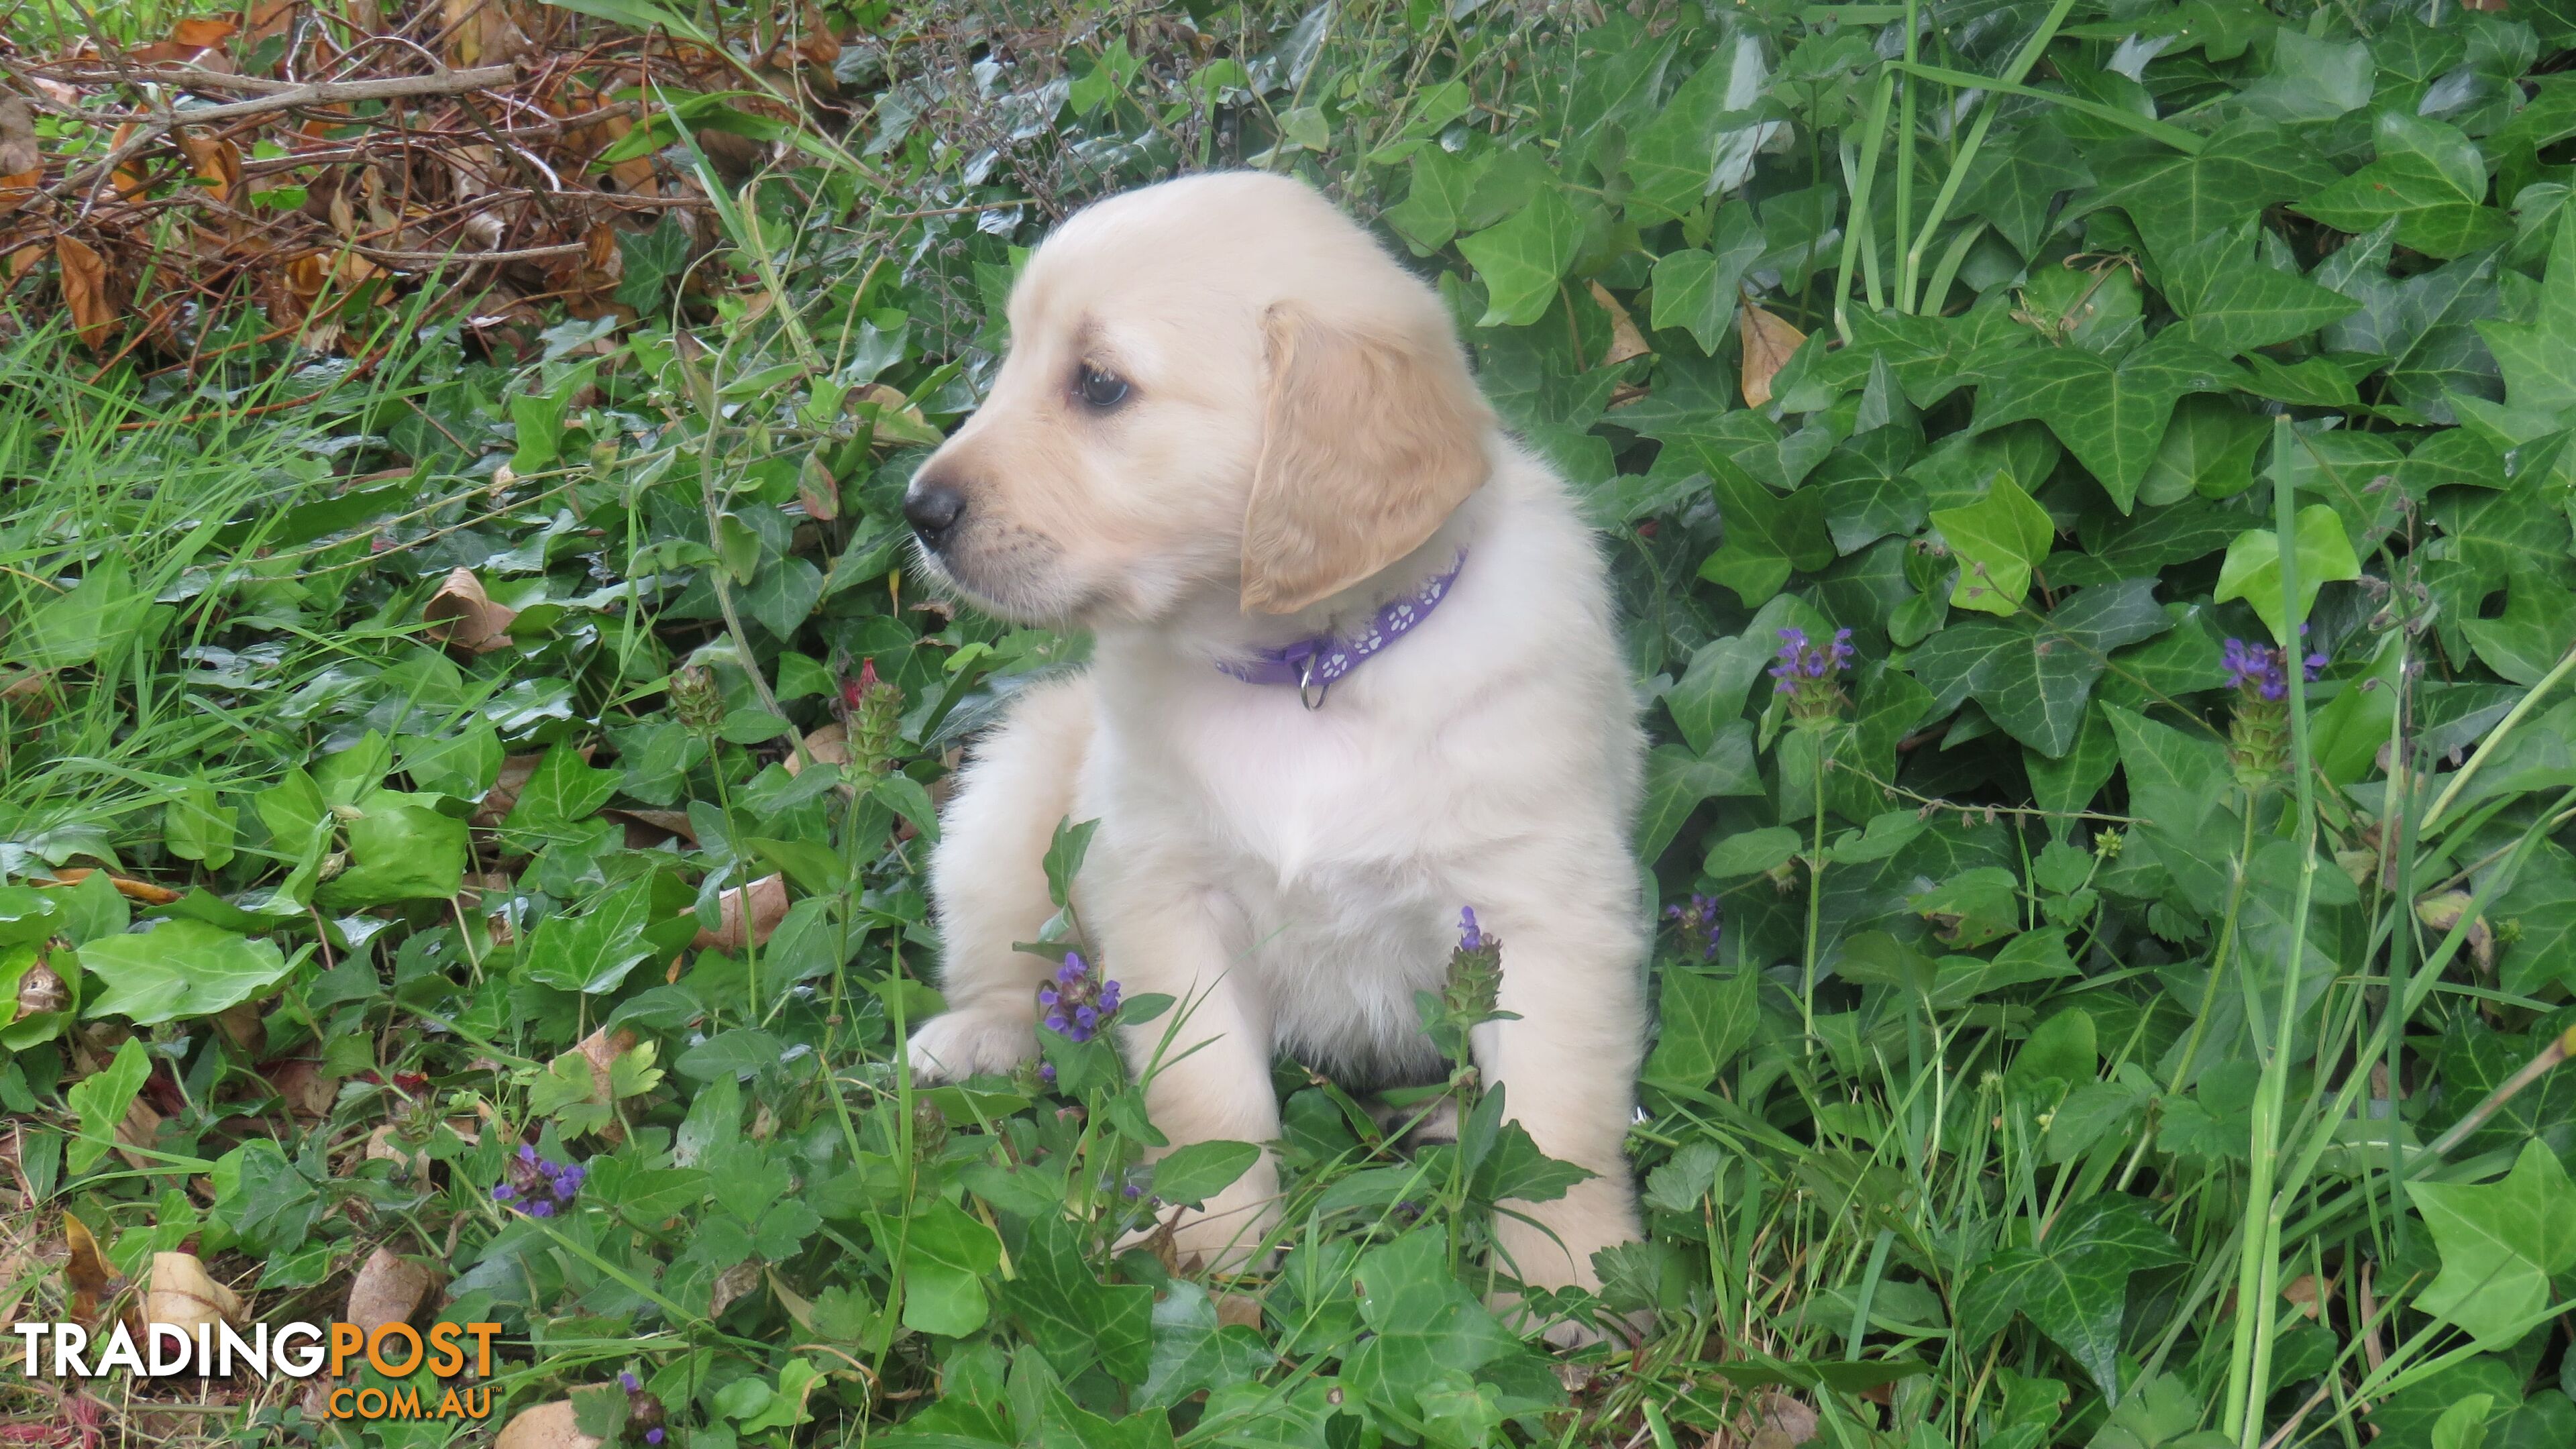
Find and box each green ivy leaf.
[2075,121,2340,267]
[1456,185,1582,327]
[500,744,621,846]
[1955,1195,2188,1400]
[80,921,294,1026]
[2213,504,2362,642]
[1648,206,1764,354]
[1931,471,2054,615]
[2298,113,2512,261]
[1698,462,1835,607]
[66,1037,151,1175]
[900,1199,1003,1337]
[1150,1141,1260,1208]
[2163,225,2359,358]
[2408,1141,2576,1349]
[1969,331,2241,512]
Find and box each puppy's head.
[904,172,1493,624]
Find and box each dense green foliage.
[6,0,2576,1446]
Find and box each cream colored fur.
[901,171,1648,1324]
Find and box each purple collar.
[1217,551,1466,708]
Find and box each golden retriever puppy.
[901,170,1647,1319]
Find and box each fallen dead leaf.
[2282,1273,2324,1320]
[146,1252,243,1334]
[610,808,696,846]
[798,451,840,521]
[364,1124,429,1184]
[782,722,851,777]
[40,868,182,906]
[1587,281,1652,366]
[266,1060,341,1118]
[2415,891,2495,973]
[1737,299,1806,410]
[56,237,121,351]
[476,752,547,827]
[693,874,788,951]
[424,568,519,653]
[493,1401,603,1449]
[63,1213,117,1324]
[0,97,39,176]
[1214,1293,1265,1331]
[170,16,240,48]
[707,1260,761,1318]
[346,1246,433,1334]
[213,1001,267,1057]
[559,1025,639,1142]
[443,0,535,68]
[115,1095,163,1172]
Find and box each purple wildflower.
[498,1143,586,1216]
[1664,893,1721,959]
[1122,1182,1144,1200]
[1770,626,1857,725]
[619,1374,639,1393]
[645,1432,664,1446]
[2222,631,2326,788]
[1038,1060,1057,1085]
[1459,906,1485,952]
[2221,631,2326,703]
[1038,952,1122,1044]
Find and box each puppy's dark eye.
[1077,365,1129,410]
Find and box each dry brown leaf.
[476,751,550,826]
[176,131,245,208]
[442,0,535,69]
[707,1260,761,1318]
[116,1095,163,1172]
[56,237,121,352]
[1214,1293,1265,1332]
[42,868,182,905]
[493,1401,604,1449]
[267,1060,340,1118]
[798,452,840,521]
[788,1,841,65]
[694,875,788,951]
[1587,281,1652,366]
[0,97,39,177]
[610,808,696,847]
[1737,301,1805,409]
[364,1124,429,1184]
[424,568,519,653]
[213,1001,266,1057]
[171,15,240,46]
[146,1252,243,1334]
[2282,1273,2325,1320]
[16,957,68,1018]
[557,1025,638,1142]
[2416,890,2495,973]
[346,1246,433,1334]
[782,722,851,777]
[63,1212,116,1324]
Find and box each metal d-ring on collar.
[1216,549,1468,710]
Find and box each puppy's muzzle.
[903,470,969,554]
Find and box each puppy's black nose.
[904,476,967,550]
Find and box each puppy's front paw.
[906,1008,1036,1082]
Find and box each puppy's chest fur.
[1086,676,1494,1085]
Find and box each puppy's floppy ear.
[1240,301,1493,614]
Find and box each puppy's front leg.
[1100,889,1281,1273]
[1471,903,1647,1304]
